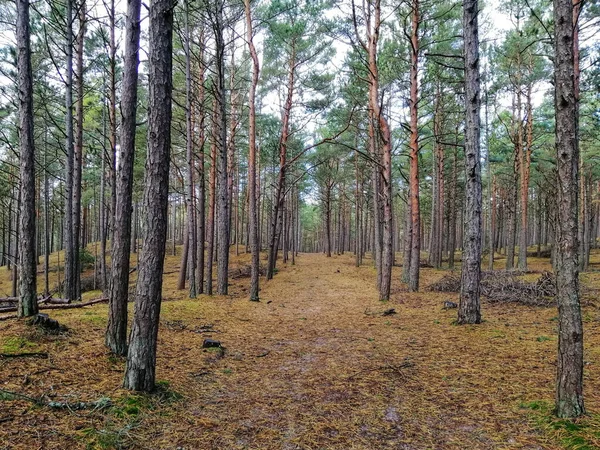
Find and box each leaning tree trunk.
[457,0,482,325]
[123,0,174,392]
[16,0,38,317]
[106,0,141,356]
[553,0,585,418]
[267,44,295,280]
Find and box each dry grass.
[1,247,600,449]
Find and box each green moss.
[1,336,37,353]
[521,399,600,450]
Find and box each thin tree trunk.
[518,83,533,269]
[213,0,230,295]
[267,45,295,280]
[72,0,86,301]
[196,31,206,295]
[408,0,420,292]
[205,109,217,295]
[184,0,196,298]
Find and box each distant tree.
[245,0,260,301]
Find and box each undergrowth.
[520,400,600,449]
[79,381,183,450]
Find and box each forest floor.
[1,249,600,449]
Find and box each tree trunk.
[408,0,420,292]
[267,43,295,280]
[16,0,38,317]
[123,0,174,392]
[106,0,141,356]
[213,0,230,295]
[63,0,75,302]
[177,219,189,290]
[205,109,217,295]
[518,84,533,270]
[195,30,206,295]
[184,0,197,298]
[72,0,86,301]
[457,0,482,325]
[553,0,585,417]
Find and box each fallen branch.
[347,360,415,381]
[0,314,17,321]
[0,388,112,411]
[0,295,65,312]
[0,297,108,314]
[41,297,108,310]
[0,352,48,359]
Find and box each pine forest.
[0,0,599,447]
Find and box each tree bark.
[16,0,38,317]
[408,0,420,292]
[63,0,75,302]
[213,0,230,295]
[205,109,217,295]
[518,83,533,270]
[72,0,86,301]
[245,0,260,301]
[457,0,482,325]
[124,0,174,392]
[184,0,197,298]
[106,0,141,356]
[553,0,585,418]
[195,31,206,295]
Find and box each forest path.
[151,252,571,449]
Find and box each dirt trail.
[149,253,577,449]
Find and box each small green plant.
[112,396,146,418]
[520,400,546,410]
[536,335,551,342]
[79,248,96,270]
